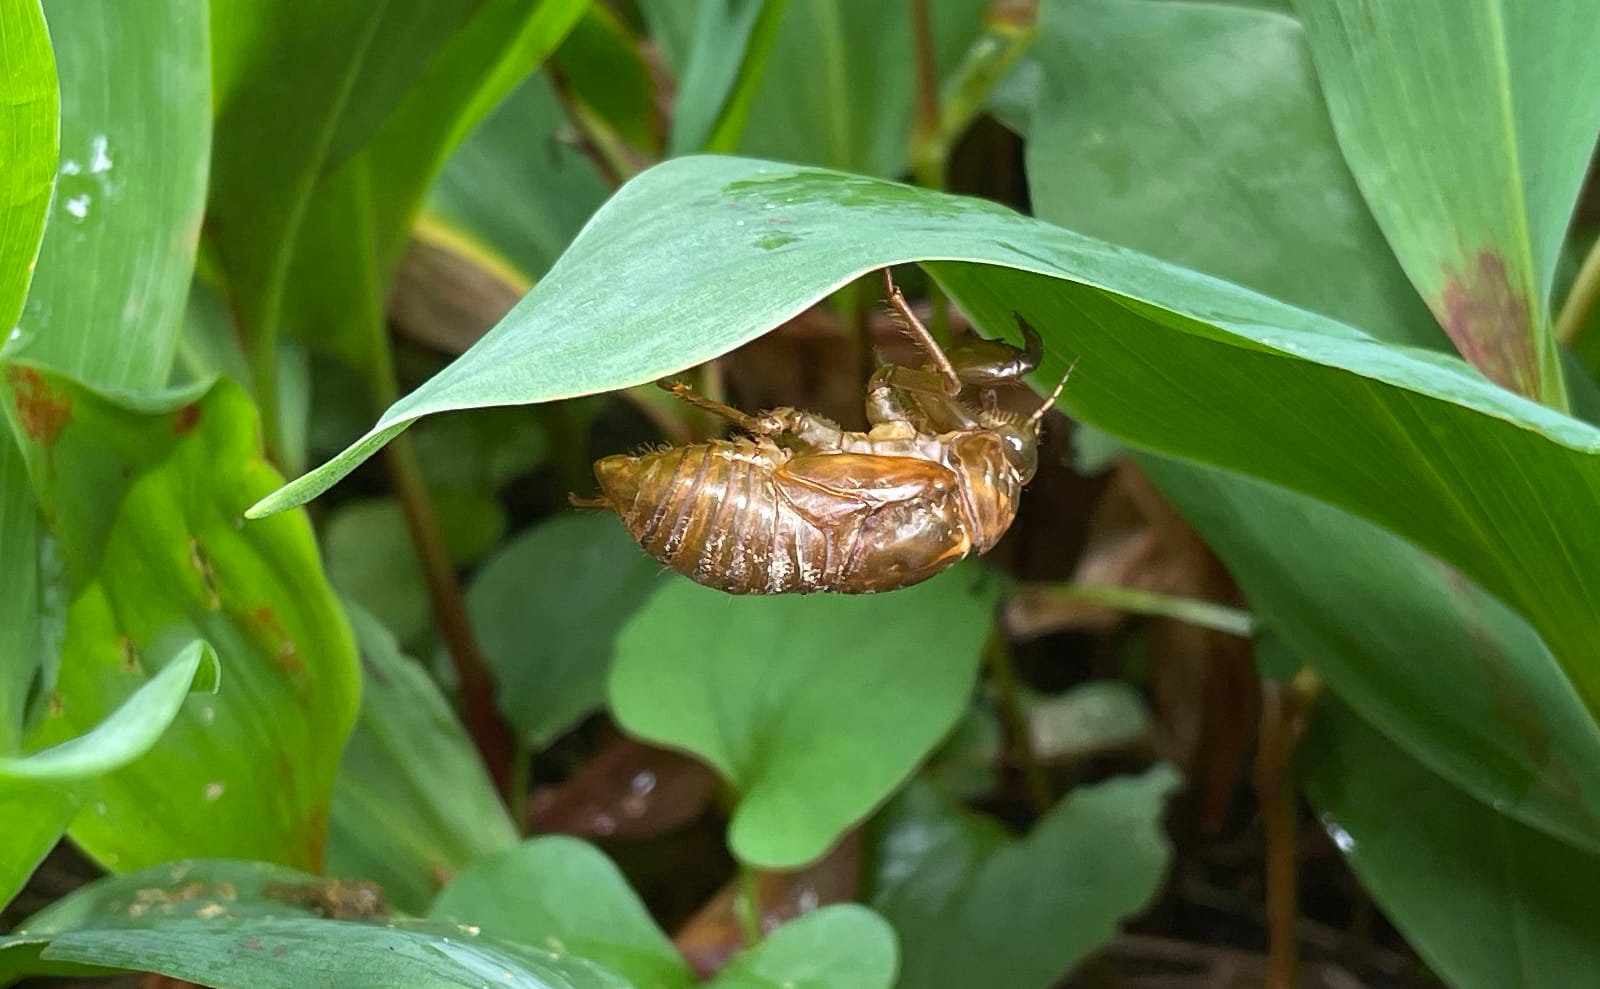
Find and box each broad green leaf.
[0,779,76,912]
[424,73,610,285]
[255,156,1600,733]
[706,906,896,989]
[0,0,55,336]
[1293,0,1600,404]
[467,513,670,751]
[1,365,359,870]
[7,0,210,392]
[40,920,626,989]
[664,0,789,156]
[0,640,218,781]
[2,862,626,989]
[328,605,518,916]
[429,836,694,989]
[0,858,347,978]
[737,0,989,177]
[207,1,479,364]
[1019,0,1600,851]
[208,0,586,427]
[1026,0,1438,347]
[870,768,1178,989]
[609,563,998,868]
[1303,704,1600,988]
[0,435,42,752]
[11,859,344,935]
[1143,456,1600,851]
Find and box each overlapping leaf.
[1303,704,1600,987]
[255,157,1600,745]
[327,606,518,915]
[1293,0,1600,404]
[431,837,898,989]
[0,860,626,989]
[871,768,1178,989]
[1,367,359,870]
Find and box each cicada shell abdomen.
[592,441,973,594]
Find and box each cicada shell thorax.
[947,430,1028,554]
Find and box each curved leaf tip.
[0,641,221,782]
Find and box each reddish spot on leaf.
[253,605,305,676]
[173,402,201,434]
[6,365,71,446]
[1436,250,1539,397]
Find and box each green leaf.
[328,605,518,916]
[7,0,210,392]
[609,563,998,868]
[0,433,43,752]
[0,859,627,988]
[1,365,359,870]
[423,72,610,284]
[1303,704,1600,988]
[0,779,77,912]
[706,906,896,989]
[1025,0,1438,347]
[870,768,1178,989]
[468,513,670,751]
[0,0,56,336]
[429,836,695,989]
[324,494,504,647]
[11,859,341,935]
[1143,455,1600,851]
[43,920,627,989]
[664,0,789,156]
[1293,0,1600,404]
[208,0,586,425]
[737,0,989,177]
[0,640,218,781]
[254,156,1600,736]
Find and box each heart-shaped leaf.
[870,767,1178,989]
[609,563,998,868]
[468,513,671,751]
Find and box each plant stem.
[365,308,514,797]
[1043,582,1256,638]
[510,743,533,836]
[384,428,514,796]
[985,631,1052,815]
[736,865,764,947]
[1253,668,1321,989]
[1556,234,1600,347]
[907,0,944,190]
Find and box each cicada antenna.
[881,267,961,395]
[1026,357,1078,427]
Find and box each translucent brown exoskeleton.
[571,268,1073,594]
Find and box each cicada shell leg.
[882,268,962,396]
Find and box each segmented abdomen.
[601,440,825,594]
